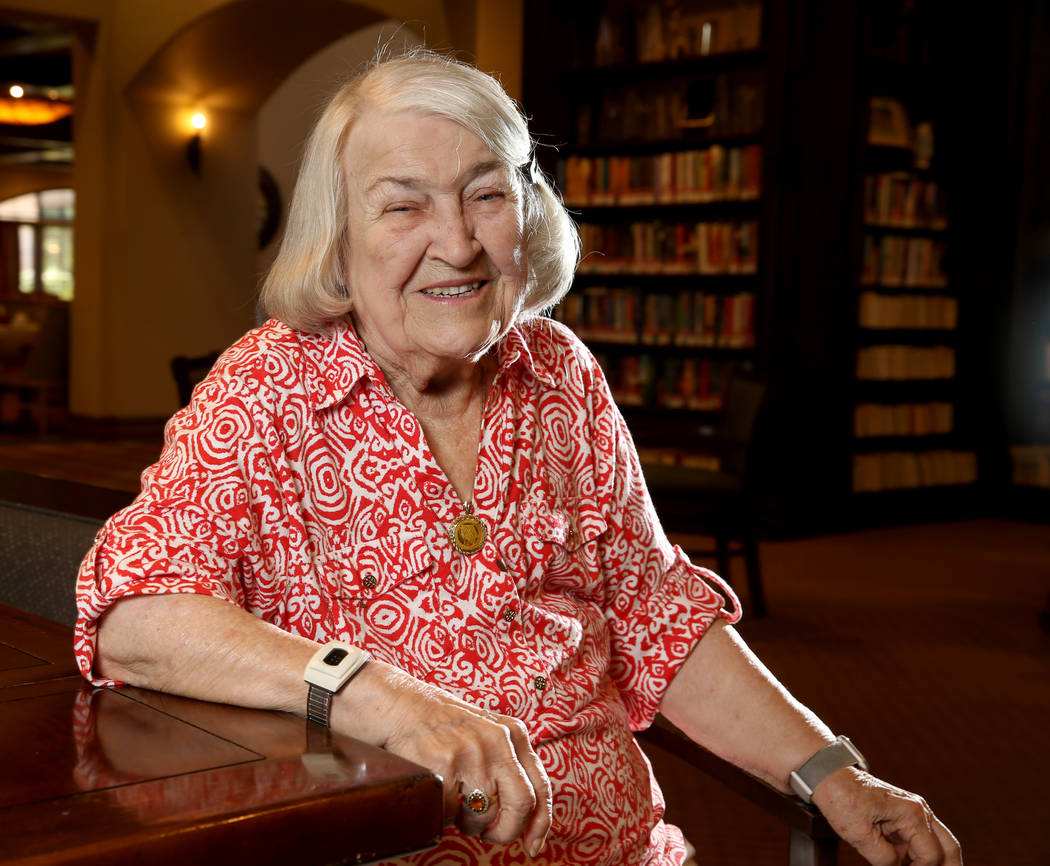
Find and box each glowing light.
[9,85,24,99]
[191,112,207,130]
[0,98,73,125]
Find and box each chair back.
[719,373,766,477]
[171,350,220,406]
[22,304,69,382]
[0,500,101,626]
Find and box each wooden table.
[0,602,443,865]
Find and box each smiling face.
[341,108,527,382]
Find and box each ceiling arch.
[125,0,442,112]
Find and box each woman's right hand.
[332,660,551,857]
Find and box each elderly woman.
[76,51,960,866]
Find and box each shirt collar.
[295,317,561,413]
[295,318,381,412]
[497,320,560,390]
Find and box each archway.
[77,0,448,423]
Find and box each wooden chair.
[170,350,220,407]
[644,371,769,616]
[0,305,69,434]
[638,717,840,866]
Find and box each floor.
[0,436,1046,865]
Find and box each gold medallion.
[449,512,487,555]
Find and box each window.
[0,189,74,301]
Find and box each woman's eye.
[474,190,505,203]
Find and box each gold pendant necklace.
[449,500,487,555]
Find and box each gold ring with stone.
[465,788,491,814]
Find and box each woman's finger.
[503,717,552,856]
[456,782,500,836]
[472,724,539,845]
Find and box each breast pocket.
[318,532,451,679]
[517,487,608,671]
[521,486,608,595]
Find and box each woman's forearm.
[95,591,553,852]
[659,617,835,791]
[96,593,320,715]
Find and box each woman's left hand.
[812,767,962,866]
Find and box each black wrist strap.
[306,683,333,726]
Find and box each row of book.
[594,0,763,66]
[595,353,729,410]
[855,345,955,380]
[857,292,958,330]
[578,71,764,145]
[859,234,948,288]
[560,145,761,207]
[554,287,756,348]
[1010,445,1050,489]
[852,450,977,492]
[636,446,720,471]
[863,173,947,230]
[853,402,954,437]
[578,220,759,275]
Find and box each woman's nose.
[427,205,482,268]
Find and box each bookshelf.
[526,0,775,466]
[524,0,1028,533]
[845,6,979,503]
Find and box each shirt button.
[362,575,378,589]
[503,608,517,623]
[534,675,548,691]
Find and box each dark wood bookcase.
[524,0,786,466]
[845,8,977,504]
[523,0,1032,533]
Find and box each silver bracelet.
[788,735,868,804]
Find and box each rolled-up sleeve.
[74,367,262,686]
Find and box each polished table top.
[0,602,443,865]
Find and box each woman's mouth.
[421,281,484,298]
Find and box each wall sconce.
[187,112,207,174]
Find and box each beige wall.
[0,0,522,420]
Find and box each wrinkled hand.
[812,768,962,866]
[340,661,551,856]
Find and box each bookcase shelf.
[853,328,959,344]
[570,133,763,157]
[581,49,767,80]
[573,271,759,290]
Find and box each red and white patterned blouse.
[75,317,740,866]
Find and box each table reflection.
[71,686,376,824]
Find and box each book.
[852,450,977,492]
[855,345,955,380]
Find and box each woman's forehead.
[345,109,508,187]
